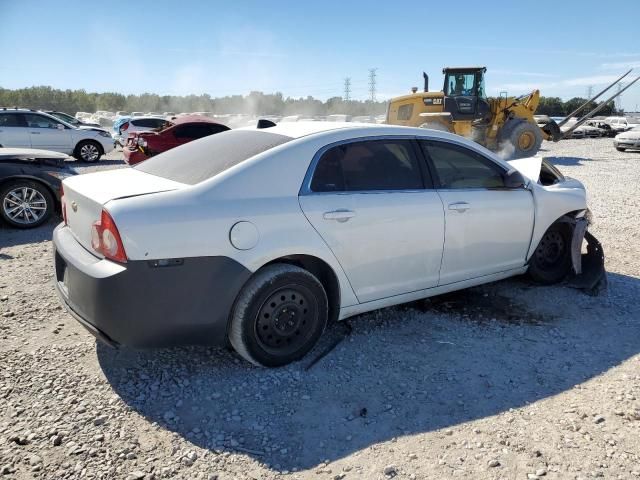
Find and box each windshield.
[51,112,79,125]
[135,129,293,185]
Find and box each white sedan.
[53,122,602,366]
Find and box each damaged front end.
[561,211,607,295]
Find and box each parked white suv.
[0,109,114,162]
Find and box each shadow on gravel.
[0,220,56,250]
[97,272,640,472]
[545,156,593,166]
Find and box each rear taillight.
[60,183,67,225]
[91,209,127,263]
[120,122,129,133]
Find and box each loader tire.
[500,121,543,159]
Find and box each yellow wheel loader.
[386,67,638,158]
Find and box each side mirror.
[57,124,65,130]
[504,169,526,189]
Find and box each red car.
[123,116,229,165]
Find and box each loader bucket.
[541,120,563,142]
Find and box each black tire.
[229,263,328,367]
[500,121,543,159]
[615,147,626,152]
[528,223,572,284]
[0,180,53,229]
[74,140,103,162]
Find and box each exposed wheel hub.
[256,287,315,353]
[535,230,565,267]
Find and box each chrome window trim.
[299,135,427,196]
[299,133,515,196]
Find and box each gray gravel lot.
[0,138,639,479]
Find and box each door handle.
[323,209,356,222]
[448,202,470,212]
[30,131,41,134]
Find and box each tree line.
[535,96,617,117]
[0,85,618,117]
[0,86,387,117]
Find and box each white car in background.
[53,122,602,367]
[613,126,640,151]
[0,109,114,162]
[113,116,170,146]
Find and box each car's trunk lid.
[62,168,184,255]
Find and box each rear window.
[135,129,293,185]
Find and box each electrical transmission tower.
[615,83,624,112]
[586,85,594,99]
[343,77,351,102]
[368,68,377,102]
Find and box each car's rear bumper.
[123,147,148,165]
[52,224,252,348]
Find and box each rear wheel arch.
[262,254,341,325]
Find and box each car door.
[23,113,72,152]
[299,138,445,303]
[420,140,534,285]
[0,112,30,148]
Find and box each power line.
[368,68,378,102]
[343,77,351,102]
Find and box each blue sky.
[1,0,639,110]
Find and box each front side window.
[24,113,63,129]
[310,139,424,192]
[0,113,24,127]
[421,141,506,189]
[447,73,476,97]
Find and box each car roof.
[240,121,474,143]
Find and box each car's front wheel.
[0,180,53,229]
[528,223,572,284]
[229,264,328,367]
[615,147,626,152]
[74,140,103,162]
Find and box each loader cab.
[442,67,491,122]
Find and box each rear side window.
[421,141,506,189]
[132,118,168,128]
[310,139,425,192]
[173,123,229,139]
[135,129,293,185]
[0,113,24,127]
[397,104,414,121]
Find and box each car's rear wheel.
[229,264,328,367]
[74,140,102,162]
[0,180,53,229]
[615,147,626,152]
[528,223,572,284]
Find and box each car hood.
[77,125,109,134]
[0,148,73,166]
[616,131,640,140]
[506,156,543,182]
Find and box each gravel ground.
[0,138,639,480]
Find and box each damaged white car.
[53,122,604,367]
